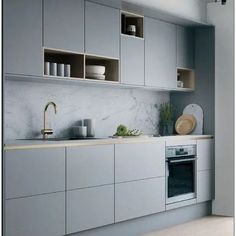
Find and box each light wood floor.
[142,216,234,236]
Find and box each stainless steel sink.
[19,137,105,141]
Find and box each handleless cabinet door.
[44,0,84,53]
[121,36,144,85]
[177,26,195,69]
[5,192,65,236]
[115,141,165,183]
[3,0,42,76]
[5,148,65,199]
[85,1,119,58]
[66,145,114,190]
[145,17,176,89]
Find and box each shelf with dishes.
[176,68,195,90]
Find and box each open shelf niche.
[177,68,195,90]
[85,55,119,83]
[121,11,144,38]
[44,48,84,79]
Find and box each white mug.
[64,64,71,77]
[57,64,65,77]
[44,62,50,75]
[127,25,136,35]
[50,62,57,76]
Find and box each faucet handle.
[41,128,54,139]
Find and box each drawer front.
[67,145,114,190]
[67,185,114,234]
[5,192,65,236]
[5,148,65,199]
[115,142,165,183]
[115,177,165,222]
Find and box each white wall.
[207,0,234,216]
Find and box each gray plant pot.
[159,121,174,136]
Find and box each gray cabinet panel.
[197,170,214,203]
[115,177,165,222]
[197,139,214,171]
[44,0,84,53]
[145,17,176,89]
[67,185,114,234]
[115,141,165,183]
[177,26,195,69]
[5,148,65,199]
[5,192,65,236]
[121,36,144,85]
[67,145,114,190]
[85,1,119,58]
[3,0,42,76]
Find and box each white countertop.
[4,135,213,150]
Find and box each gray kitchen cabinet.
[115,177,165,222]
[3,0,42,76]
[145,17,177,89]
[67,185,114,234]
[85,1,119,58]
[43,0,84,53]
[115,141,165,183]
[177,26,195,69]
[197,139,214,171]
[197,169,214,203]
[5,192,65,236]
[5,148,65,199]
[121,35,144,85]
[66,145,114,190]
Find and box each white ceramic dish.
[86,65,105,75]
[86,74,106,80]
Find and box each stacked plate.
[86,65,106,80]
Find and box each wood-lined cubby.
[177,68,195,90]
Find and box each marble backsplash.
[4,80,169,140]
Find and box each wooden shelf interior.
[44,49,84,78]
[121,11,144,38]
[85,55,119,82]
[177,68,195,89]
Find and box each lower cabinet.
[5,192,65,236]
[66,185,114,234]
[115,177,165,222]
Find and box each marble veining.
[4,80,169,140]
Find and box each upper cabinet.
[177,26,195,69]
[145,17,177,89]
[3,0,43,76]
[85,1,120,58]
[43,0,84,53]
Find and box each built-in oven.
[166,145,197,205]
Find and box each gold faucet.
[41,102,57,139]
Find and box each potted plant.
[159,103,175,136]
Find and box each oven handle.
[168,158,197,163]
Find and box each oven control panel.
[166,145,196,158]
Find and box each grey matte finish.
[66,145,114,190]
[177,26,195,69]
[3,0,42,76]
[44,0,84,53]
[121,36,144,85]
[115,142,165,183]
[5,192,65,236]
[197,139,214,171]
[197,170,214,203]
[5,148,65,199]
[67,185,114,234]
[85,1,120,58]
[145,17,176,89]
[115,177,165,222]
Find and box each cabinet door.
[67,145,114,190]
[115,141,165,183]
[197,170,214,203]
[121,36,144,85]
[115,177,165,222]
[67,185,114,234]
[145,17,176,89]
[3,0,42,76]
[197,139,214,171]
[44,0,84,53]
[85,1,119,58]
[5,148,65,199]
[5,192,65,236]
[177,26,195,69]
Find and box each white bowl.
[86,65,105,75]
[86,74,106,80]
